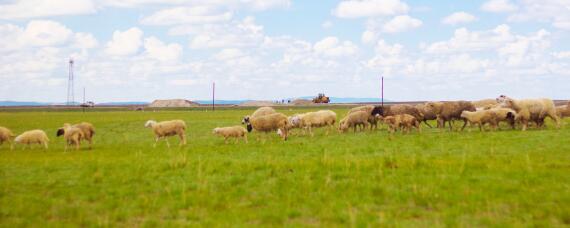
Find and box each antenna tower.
[67,58,75,105]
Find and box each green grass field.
[1,108,569,226]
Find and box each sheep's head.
[425,102,442,113]
[144,120,156,128]
[246,123,253,132]
[460,111,469,119]
[371,106,385,116]
[212,128,219,134]
[56,128,65,137]
[242,116,250,125]
[496,95,510,103]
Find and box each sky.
[0,0,569,102]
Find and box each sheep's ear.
[56,128,64,137]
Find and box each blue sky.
[0,0,569,102]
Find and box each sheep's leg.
[547,111,561,129]
[179,132,187,146]
[165,138,171,148]
[423,120,433,128]
[224,137,228,144]
[460,119,469,131]
[244,135,248,144]
[43,142,48,150]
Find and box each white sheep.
[339,110,370,133]
[497,95,560,131]
[57,124,85,152]
[297,110,337,136]
[0,126,15,150]
[460,110,499,131]
[243,113,289,141]
[213,126,248,144]
[487,108,517,129]
[242,106,276,124]
[144,120,187,147]
[14,129,49,150]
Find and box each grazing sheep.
[57,122,95,149]
[56,124,84,151]
[379,114,421,134]
[288,114,305,130]
[213,126,248,144]
[496,95,560,131]
[415,104,438,128]
[243,113,289,141]
[242,106,276,124]
[348,105,378,130]
[460,110,499,131]
[488,108,517,129]
[472,99,499,110]
[556,105,570,119]
[425,101,476,131]
[297,110,337,136]
[14,130,49,150]
[144,120,187,147]
[372,104,424,121]
[0,126,15,150]
[339,110,370,133]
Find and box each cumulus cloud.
[333,0,409,18]
[105,27,143,56]
[481,0,518,13]
[442,12,477,25]
[313,37,358,57]
[424,24,514,54]
[508,0,570,30]
[0,0,96,20]
[188,16,264,49]
[140,6,233,26]
[382,15,422,33]
[143,37,183,62]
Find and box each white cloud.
[0,0,96,19]
[143,37,182,62]
[72,33,99,49]
[214,48,246,60]
[313,37,358,57]
[105,27,143,56]
[361,30,377,44]
[100,0,290,11]
[382,15,422,33]
[333,0,409,18]
[140,6,233,26]
[322,21,333,29]
[508,0,570,30]
[188,16,264,49]
[442,12,477,25]
[424,24,514,54]
[553,51,570,59]
[0,20,80,52]
[481,0,518,13]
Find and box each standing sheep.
[556,104,569,119]
[14,130,49,150]
[348,105,377,130]
[496,95,560,131]
[213,126,248,144]
[144,120,187,147]
[487,108,517,129]
[460,110,499,131]
[56,124,85,151]
[415,103,438,128]
[242,106,276,124]
[425,101,476,131]
[297,110,337,136]
[472,99,499,110]
[243,113,289,141]
[57,122,95,149]
[0,126,15,150]
[372,104,424,123]
[339,110,370,133]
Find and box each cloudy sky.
[0,0,569,102]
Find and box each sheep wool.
[213,126,248,144]
[242,106,276,124]
[415,103,438,128]
[460,110,499,131]
[339,110,370,133]
[244,113,289,141]
[0,126,15,150]
[15,129,49,149]
[425,101,476,131]
[145,120,187,147]
[498,96,559,131]
[298,110,337,136]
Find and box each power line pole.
[212,82,215,111]
[67,58,75,106]
[381,76,384,107]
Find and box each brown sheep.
[0,126,15,150]
[380,114,421,134]
[415,103,438,128]
[348,105,377,130]
[339,110,370,133]
[425,101,476,131]
[497,95,559,131]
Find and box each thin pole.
[381,76,384,107]
[212,82,215,111]
[82,87,85,113]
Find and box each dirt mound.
[291,99,313,105]
[148,99,199,108]
[239,100,276,107]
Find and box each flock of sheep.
[0,95,568,149]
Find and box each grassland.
[0,107,569,227]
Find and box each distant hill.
[97,102,149,106]
[0,101,51,106]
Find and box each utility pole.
[82,87,85,113]
[212,82,215,111]
[381,76,384,107]
[67,58,75,106]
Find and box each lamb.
[243,113,289,140]
[213,126,248,144]
[460,110,499,131]
[242,106,276,124]
[496,95,560,131]
[371,104,424,122]
[57,122,95,149]
[297,110,337,136]
[56,124,84,151]
[339,110,370,133]
[424,101,476,131]
[379,114,421,134]
[415,103,438,128]
[487,108,517,129]
[14,129,49,150]
[144,120,187,147]
[348,105,377,130]
[0,126,15,150]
